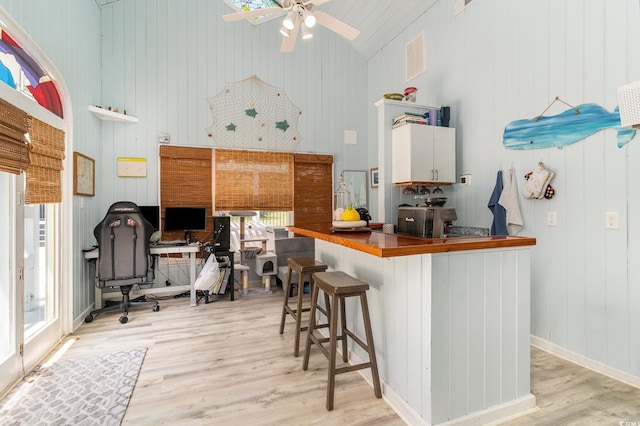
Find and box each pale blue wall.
[368,0,640,379]
[0,0,368,321]
[3,0,640,385]
[96,0,369,213]
[0,0,102,318]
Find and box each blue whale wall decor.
[503,103,636,150]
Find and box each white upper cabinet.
[392,124,456,185]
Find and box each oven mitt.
[524,168,555,200]
[523,162,553,199]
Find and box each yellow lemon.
[341,205,360,221]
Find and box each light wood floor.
[502,346,640,425]
[48,288,640,425]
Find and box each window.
[159,146,333,239]
[0,28,63,118]
[223,0,283,25]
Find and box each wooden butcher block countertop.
[287,224,536,258]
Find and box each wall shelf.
[373,98,439,110]
[89,105,138,123]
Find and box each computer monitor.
[164,207,207,242]
[138,205,160,231]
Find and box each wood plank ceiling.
[94,0,439,59]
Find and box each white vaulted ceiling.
[94,0,439,59]
[317,0,437,59]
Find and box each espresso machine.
[397,206,457,238]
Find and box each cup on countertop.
[382,223,395,233]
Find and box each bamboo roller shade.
[293,153,333,227]
[214,149,294,211]
[0,98,65,203]
[25,118,65,204]
[0,98,31,175]
[159,145,212,242]
[159,147,333,240]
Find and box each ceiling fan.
[222,0,360,53]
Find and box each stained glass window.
[224,0,283,24]
[0,27,62,118]
[228,0,281,11]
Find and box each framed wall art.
[370,167,379,188]
[73,152,95,196]
[341,170,368,208]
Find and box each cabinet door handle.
[431,169,435,180]
[435,170,439,180]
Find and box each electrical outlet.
[460,174,471,185]
[605,212,619,229]
[547,211,558,227]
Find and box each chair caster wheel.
[153,305,160,312]
[84,315,94,323]
[119,315,128,324]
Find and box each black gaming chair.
[85,201,160,324]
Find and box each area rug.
[0,348,147,426]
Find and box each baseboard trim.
[349,348,536,426]
[348,348,429,425]
[74,305,94,331]
[530,336,640,390]
[437,395,537,426]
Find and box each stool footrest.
[344,329,368,352]
[283,306,310,316]
[335,362,372,375]
[310,335,342,360]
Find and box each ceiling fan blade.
[281,24,299,52]
[306,0,331,6]
[223,7,283,22]
[313,11,360,40]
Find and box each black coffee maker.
[356,208,371,226]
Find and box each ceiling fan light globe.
[280,26,291,37]
[303,11,316,28]
[301,23,313,40]
[282,11,296,30]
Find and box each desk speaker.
[213,216,230,251]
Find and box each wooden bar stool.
[279,257,328,356]
[302,271,382,411]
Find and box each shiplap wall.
[4,0,640,383]
[368,0,640,380]
[0,0,102,319]
[97,0,369,214]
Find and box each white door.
[0,172,60,393]
[0,172,22,392]
[22,201,60,369]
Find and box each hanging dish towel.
[523,162,554,199]
[488,170,508,235]
[498,168,524,235]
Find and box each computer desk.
[84,244,201,308]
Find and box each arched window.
[0,28,63,118]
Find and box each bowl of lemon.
[332,205,369,231]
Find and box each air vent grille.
[406,31,425,82]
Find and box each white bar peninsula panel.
[289,226,536,425]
